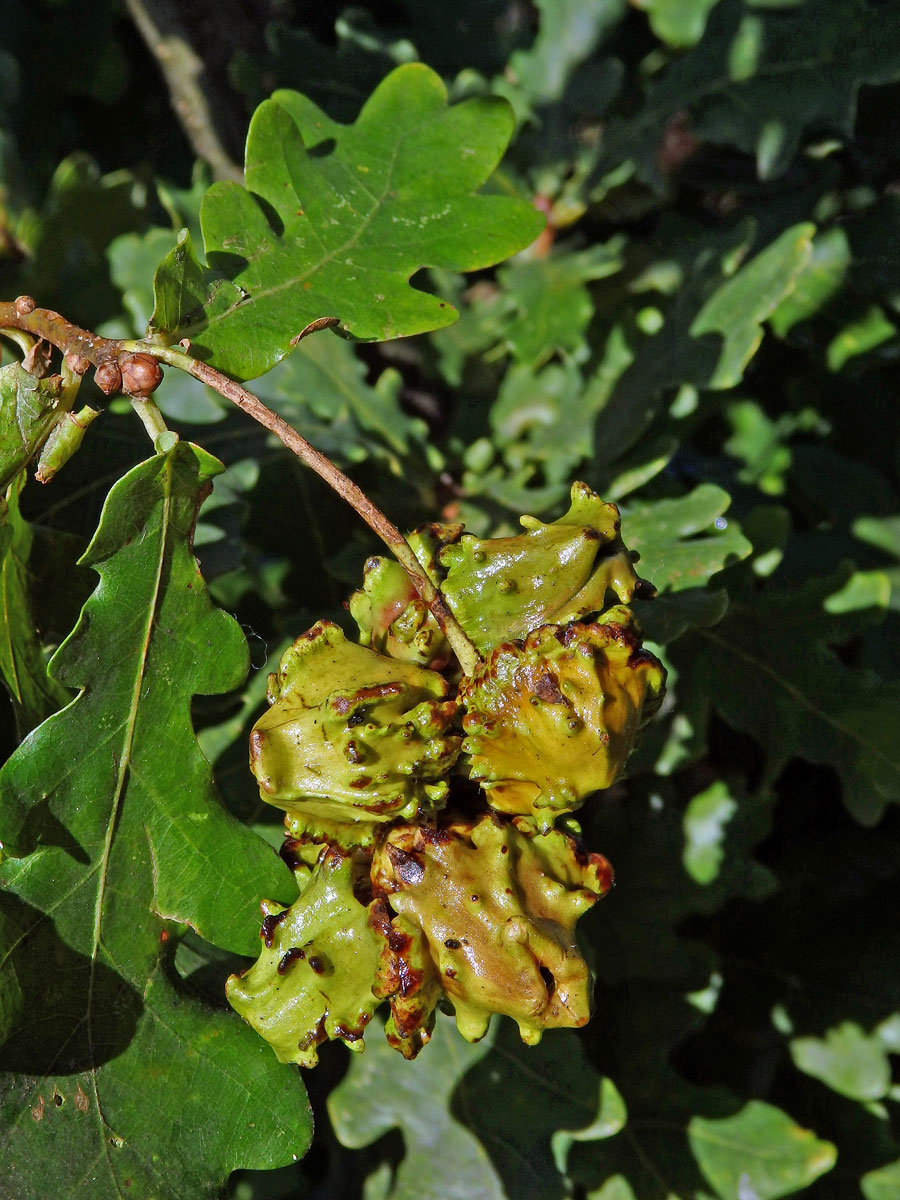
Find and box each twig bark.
[123,0,243,182]
[0,300,482,675]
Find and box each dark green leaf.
[599,0,900,184]
[623,485,752,593]
[0,441,308,1195]
[0,471,71,736]
[673,579,900,823]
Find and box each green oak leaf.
[862,1159,900,1200]
[328,1012,505,1200]
[690,224,814,388]
[790,1021,893,1101]
[769,227,851,337]
[0,362,65,490]
[455,1022,617,1200]
[598,0,900,184]
[149,64,544,380]
[0,895,312,1199]
[688,1100,837,1199]
[0,441,308,1195]
[254,325,430,473]
[0,439,293,942]
[505,0,626,104]
[0,471,71,736]
[672,578,900,824]
[622,485,752,593]
[635,0,723,48]
[496,242,624,368]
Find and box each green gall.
[35,404,100,483]
[349,555,450,669]
[226,847,380,1068]
[438,481,650,653]
[250,621,461,839]
[370,814,613,1049]
[459,610,666,825]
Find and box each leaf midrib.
[183,121,404,342]
[696,624,900,777]
[85,454,173,1197]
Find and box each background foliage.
[1,0,900,1196]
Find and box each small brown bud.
[64,350,91,376]
[94,359,122,396]
[15,295,35,315]
[119,352,163,398]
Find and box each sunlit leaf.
[150,64,544,380]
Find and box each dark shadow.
[306,137,336,159]
[16,795,91,864]
[0,892,142,1074]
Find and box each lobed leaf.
[0,442,308,1197]
[598,0,900,185]
[0,472,71,736]
[150,64,544,380]
[688,1100,837,1199]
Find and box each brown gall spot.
[388,845,426,887]
[15,294,36,315]
[279,838,305,870]
[308,955,327,975]
[261,909,288,947]
[277,947,305,974]
[531,671,566,704]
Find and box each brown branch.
[123,0,243,183]
[176,353,481,675]
[0,300,482,675]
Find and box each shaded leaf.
[688,1100,837,1199]
[506,0,626,104]
[862,1159,900,1200]
[769,227,851,336]
[0,441,308,1195]
[673,578,900,823]
[328,1013,505,1200]
[151,64,544,380]
[0,472,71,735]
[634,0,723,48]
[623,485,752,593]
[453,1021,604,1200]
[690,223,814,388]
[497,242,624,368]
[599,0,900,184]
[790,1021,892,1101]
